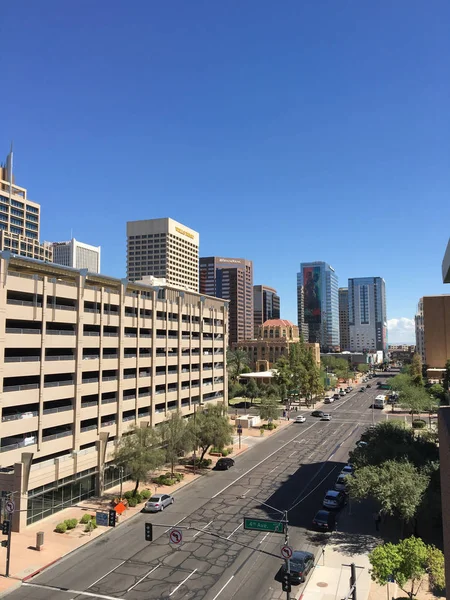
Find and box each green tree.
[349,421,439,470]
[258,396,280,422]
[159,411,192,475]
[443,359,450,391]
[429,383,445,402]
[244,378,259,405]
[227,349,249,384]
[114,425,165,496]
[346,460,429,523]
[410,353,423,386]
[357,364,370,374]
[369,536,440,599]
[399,384,430,423]
[188,404,234,461]
[273,357,292,399]
[300,349,322,406]
[427,545,445,594]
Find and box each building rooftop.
[262,319,295,327]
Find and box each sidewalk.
[0,417,291,597]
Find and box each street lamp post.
[237,495,290,600]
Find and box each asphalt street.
[6,378,391,600]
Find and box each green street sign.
[243,517,285,534]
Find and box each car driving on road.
[281,550,315,583]
[311,410,324,417]
[294,415,306,423]
[321,413,331,421]
[215,457,235,470]
[143,494,174,512]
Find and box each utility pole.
[350,563,357,600]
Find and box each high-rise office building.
[297,262,339,349]
[127,218,199,291]
[296,275,309,341]
[423,295,450,369]
[0,252,227,532]
[348,277,387,354]
[253,285,280,336]
[415,298,425,363]
[0,148,52,262]
[49,238,101,273]
[339,288,350,351]
[200,257,253,345]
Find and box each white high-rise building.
[50,238,101,273]
[415,298,425,363]
[127,218,199,292]
[348,277,387,354]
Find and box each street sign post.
[169,528,183,544]
[5,501,14,515]
[281,545,293,560]
[243,517,286,534]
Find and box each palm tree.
[227,348,249,384]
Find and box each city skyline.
[3,3,449,343]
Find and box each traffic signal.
[282,572,291,593]
[108,510,116,528]
[0,540,7,548]
[145,522,153,542]
[2,521,10,535]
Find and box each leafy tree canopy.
[346,460,429,523]
[114,425,165,495]
[188,403,234,461]
[369,536,444,599]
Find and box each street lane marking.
[242,488,251,497]
[259,532,270,545]
[226,523,243,539]
[211,422,318,498]
[268,465,278,474]
[211,575,234,600]
[193,520,213,538]
[127,564,160,592]
[165,516,187,533]
[288,450,296,457]
[169,568,197,596]
[23,582,122,600]
[87,559,126,588]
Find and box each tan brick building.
[0,253,227,531]
[423,295,450,377]
[234,319,320,371]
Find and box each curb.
[0,580,22,599]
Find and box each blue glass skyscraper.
[297,261,339,349]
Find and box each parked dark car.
[281,550,315,583]
[312,509,337,532]
[366,384,371,388]
[311,410,324,418]
[215,457,235,470]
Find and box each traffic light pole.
[284,509,291,600]
[5,522,11,577]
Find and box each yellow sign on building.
[175,226,194,240]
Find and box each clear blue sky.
[3,1,450,342]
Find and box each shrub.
[412,419,426,429]
[227,447,233,454]
[127,497,138,507]
[55,522,67,533]
[185,457,212,468]
[140,489,151,500]
[221,449,228,457]
[124,490,134,500]
[80,513,93,524]
[134,492,142,504]
[64,518,78,530]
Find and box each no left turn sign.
[169,528,183,544]
[281,545,293,560]
[5,500,15,514]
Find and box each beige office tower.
[0,148,52,262]
[127,218,199,292]
[0,253,227,532]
